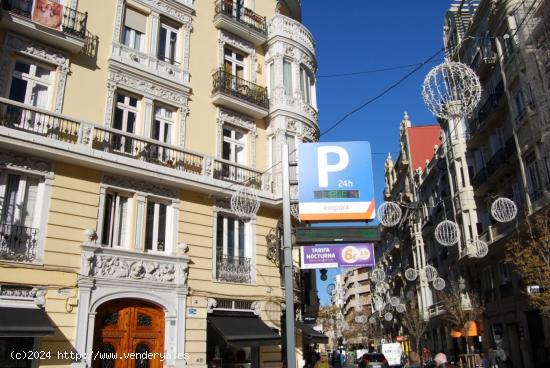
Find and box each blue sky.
[300,1,454,305]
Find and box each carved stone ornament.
[0,34,69,113]
[251,301,261,316]
[207,298,218,313]
[213,198,232,212]
[138,0,193,24]
[107,70,187,105]
[0,285,34,298]
[0,151,52,175]
[89,255,179,284]
[219,31,255,57]
[102,175,178,199]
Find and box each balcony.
[485,148,507,178]
[0,97,272,195]
[0,223,38,263]
[213,0,267,46]
[111,42,190,85]
[268,13,315,56]
[211,69,269,118]
[1,0,88,53]
[471,168,488,188]
[215,255,252,284]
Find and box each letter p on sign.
[317,146,349,187]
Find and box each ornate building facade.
[0,0,319,367]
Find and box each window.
[113,93,138,153]
[499,263,512,285]
[122,8,146,52]
[158,22,178,64]
[215,212,251,283]
[152,105,174,144]
[222,126,246,164]
[0,337,34,368]
[283,60,292,96]
[144,200,167,252]
[224,47,245,78]
[526,153,541,199]
[101,192,129,248]
[299,65,313,105]
[0,172,41,262]
[489,128,505,155]
[216,213,246,259]
[8,60,52,109]
[513,90,526,121]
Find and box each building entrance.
[93,299,164,368]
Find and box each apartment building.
[380,1,550,366]
[0,0,319,367]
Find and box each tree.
[437,280,484,353]
[399,297,428,353]
[505,208,550,316]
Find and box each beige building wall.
[0,0,316,367]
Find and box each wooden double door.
[93,300,164,368]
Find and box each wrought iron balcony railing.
[0,223,38,262]
[2,0,88,39]
[212,69,269,109]
[215,254,252,284]
[214,0,267,35]
[0,97,270,192]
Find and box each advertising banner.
[32,0,64,30]
[298,141,375,221]
[300,243,375,269]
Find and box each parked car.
[357,353,389,368]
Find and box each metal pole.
[282,143,296,368]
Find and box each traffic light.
[320,268,328,281]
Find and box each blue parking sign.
[298,141,375,221]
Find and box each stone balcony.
[111,42,190,86]
[1,0,88,53]
[268,13,315,56]
[0,97,276,202]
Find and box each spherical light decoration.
[422,60,482,120]
[396,304,406,314]
[424,265,439,282]
[491,197,518,223]
[377,202,402,227]
[374,299,385,312]
[390,296,400,307]
[404,268,418,281]
[375,281,390,294]
[336,320,344,329]
[371,268,386,283]
[435,220,461,246]
[432,277,446,291]
[471,239,489,258]
[369,316,377,324]
[384,312,394,322]
[230,186,260,218]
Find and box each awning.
[296,321,329,344]
[208,314,281,347]
[0,307,55,337]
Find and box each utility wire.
[320,48,445,137]
[317,60,443,79]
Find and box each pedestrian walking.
[314,353,330,368]
[434,353,458,368]
[406,351,422,368]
